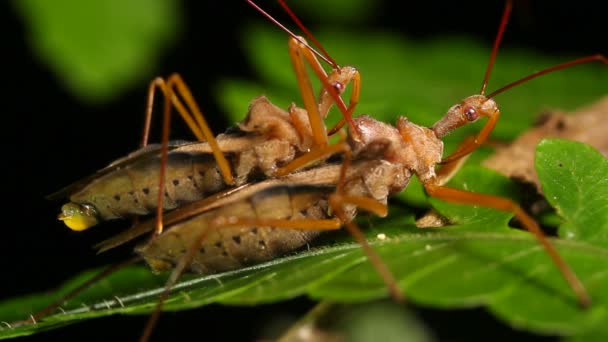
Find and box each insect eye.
[464,107,478,121]
[333,81,345,93]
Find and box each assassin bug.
[4,1,605,341]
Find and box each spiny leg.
[423,180,591,308]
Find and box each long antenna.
[246,0,333,66]
[480,0,513,95]
[487,54,608,98]
[277,0,339,68]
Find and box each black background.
[1,1,605,341]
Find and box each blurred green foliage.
[13,0,180,102]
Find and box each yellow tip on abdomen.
[58,203,99,231]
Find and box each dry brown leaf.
[482,96,608,192]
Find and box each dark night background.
[0,1,605,341]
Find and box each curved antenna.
[246,0,333,66]
[277,0,339,69]
[487,54,608,99]
[480,0,513,95]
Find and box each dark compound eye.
[464,107,478,121]
[333,81,345,93]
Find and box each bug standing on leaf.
[6,0,606,341]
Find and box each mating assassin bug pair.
[4,0,606,341]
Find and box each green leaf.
[1,164,607,339]
[12,0,180,102]
[536,139,608,245]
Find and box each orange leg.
[326,71,361,136]
[436,136,474,185]
[441,111,500,164]
[276,44,360,177]
[139,214,343,342]
[328,193,402,301]
[139,228,210,342]
[141,77,204,147]
[423,180,591,308]
[284,35,360,151]
[212,205,402,303]
[140,74,234,186]
[327,146,402,301]
[142,74,236,236]
[276,140,349,176]
[252,0,361,138]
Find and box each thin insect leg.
[153,81,173,236]
[139,231,210,342]
[288,36,329,149]
[140,77,205,147]
[143,76,212,236]
[323,67,360,136]
[276,141,348,176]
[248,0,358,136]
[277,39,361,176]
[151,74,238,236]
[275,0,361,133]
[325,70,361,136]
[435,136,474,185]
[212,217,342,230]
[440,109,500,165]
[165,73,235,186]
[318,68,360,126]
[328,198,401,301]
[140,216,342,342]
[423,181,591,308]
[213,214,404,299]
[328,146,402,301]
[94,185,251,253]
